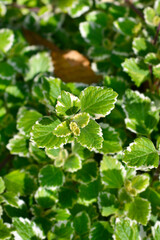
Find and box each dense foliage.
[0,0,160,239]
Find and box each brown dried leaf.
[23,29,102,84]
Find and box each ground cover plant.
[0,0,160,239]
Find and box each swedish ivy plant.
[0,0,160,240]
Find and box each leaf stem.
[124,0,144,20]
[153,23,160,45]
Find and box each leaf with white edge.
[79,21,103,46]
[13,217,45,240]
[31,116,69,149]
[0,62,15,80]
[86,10,108,27]
[114,218,140,240]
[89,221,113,240]
[123,90,159,135]
[8,55,28,74]
[123,137,159,170]
[4,170,36,196]
[79,178,101,202]
[69,0,91,18]
[98,192,118,217]
[80,86,117,119]
[127,197,151,225]
[29,142,48,163]
[100,156,125,188]
[75,159,98,183]
[64,154,82,172]
[122,58,149,87]
[2,192,19,207]
[0,28,14,53]
[53,121,71,137]
[17,107,42,136]
[56,91,80,116]
[0,177,5,194]
[55,209,71,221]
[52,221,74,239]
[45,148,61,159]
[35,187,57,208]
[73,211,91,236]
[114,17,137,36]
[155,0,160,15]
[72,112,90,128]
[25,52,53,81]
[39,165,64,189]
[144,53,158,65]
[76,119,103,150]
[69,121,80,136]
[132,37,147,55]
[6,85,24,99]
[131,174,150,194]
[152,221,160,240]
[100,123,122,154]
[0,219,11,240]
[7,133,29,157]
[153,64,160,78]
[144,7,156,26]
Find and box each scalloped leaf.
[76,119,103,150]
[17,108,42,136]
[127,197,151,225]
[80,86,117,119]
[53,121,71,137]
[123,137,159,170]
[122,58,149,87]
[31,117,69,149]
[39,165,64,189]
[72,112,90,128]
[7,133,29,157]
[114,218,140,240]
[56,91,80,116]
[73,211,91,236]
[64,154,82,172]
[123,90,159,135]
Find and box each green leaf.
[114,17,137,36]
[2,192,19,207]
[35,187,57,208]
[73,211,91,236]
[4,170,36,196]
[39,165,64,189]
[98,192,117,217]
[69,121,80,136]
[79,21,103,46]
[86,10,108,27]
[17,107,42,136]
[76,119,103,150]
[7,133,29,157]
[114,218,140,240]
[0,219,11,240]
[53,121,71,137]
[64,154,82,172]
[153,64,160,78]
[123,90,159,135]
[144,7,156,26]
[75,159,98,183]
[79,178,101,202]
[123,137,159,170]
[52,221,74,239]
[6,85,24,99]
[127,197,151,225]
[0,28,14,53]
[100,123,122,153]
[122,58,149,87]
[155,0,160,15]
[0,62,15,80]
[59,187,77,208]
[72,112,90,128]
[31,116,69,149]
[152,221,160,240]
[56,91,80,116]
[45,148,61,160]
[100,156,125,188]
[29,142,48,163]
[69,0,91,18]
[132,37,147,55]
[13,217,44,240]
[25,52,53,81]
[0,177,5,194]
[80,86,117,119]
[89,221,112,240]
[130,174,150,194]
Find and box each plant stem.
[153,23,160,45]
[125,0,144,20]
